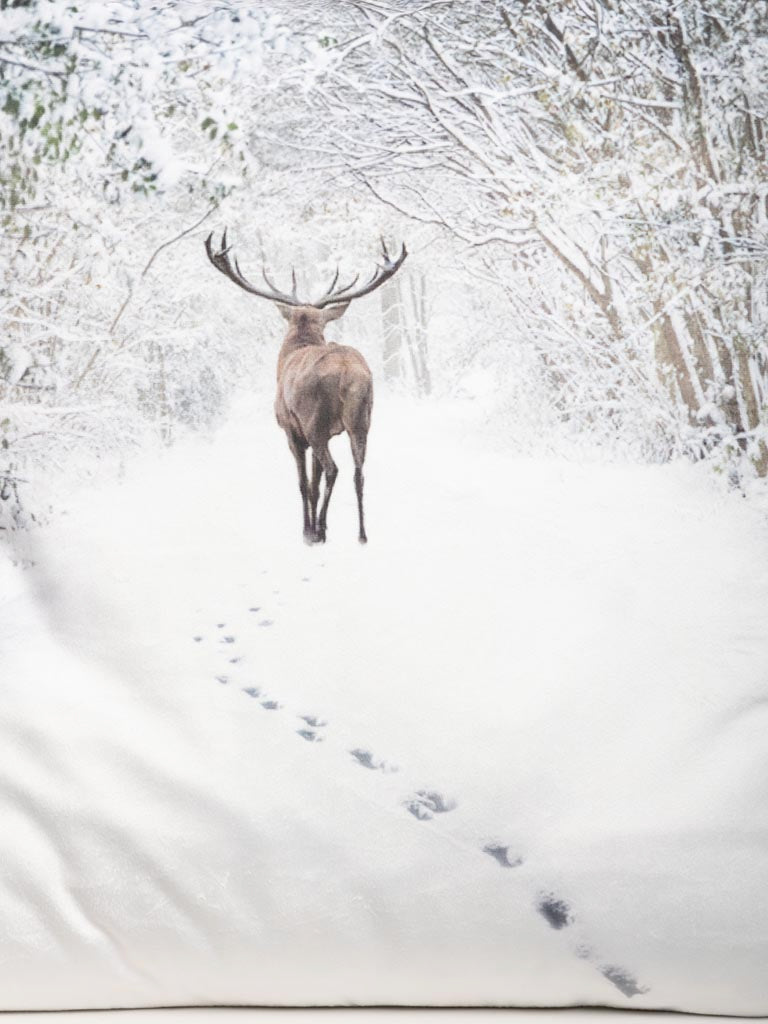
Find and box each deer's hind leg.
[311,441,338,544]
[309,453,323,538]
[285,430,314,544]
[349,432,368,544]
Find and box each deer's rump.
[278,343,373,444]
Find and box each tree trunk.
[381,279,404,384]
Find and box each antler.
[314,237,408,308]
[205,231,407,308]
[204,230,304,306]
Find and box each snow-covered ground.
[1,394,768,1013]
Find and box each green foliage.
[0,10,81,208]
[0,2,256,209]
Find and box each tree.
[283,0,768,474]
[1,0,293,530]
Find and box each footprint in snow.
[297,728,323,742]
[483,843,523,868]
[248,607,260,613]
[199,625,646,1001]
[350,748,398,773]
[599,965,648,997]
[299,714,326,728]
[199,630,644,998]
[537,893,573,929]
[404,790,457,820]
[574,944,647,998]
[297,714,326,743]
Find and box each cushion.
[2,398,767,1013]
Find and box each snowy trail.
[189,598,644,999]
[3,392,768,1010]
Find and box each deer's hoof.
[358,534,368,545]
[303,531,318,546]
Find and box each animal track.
[194,613,290,722]
[297,714,327,743]
[194,614,646,1000]
[537,894,573,930]
[483,843,523,868]
[404,789,457,820]
[599,965,648,997]
[299,714,326,728]
[297,728,323,742]
[350,748,398,773]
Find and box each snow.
[1,343,32,386]
[2,393,768,1012]
[4,3,768,1008]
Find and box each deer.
[204,231,407,545]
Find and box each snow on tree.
[283,0,768,473]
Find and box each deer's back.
[277,343,373,442]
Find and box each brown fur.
[273,304,373,544]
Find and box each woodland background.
[2,0,767,530]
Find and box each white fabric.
[2,397,767,1013]
[0,1013,751,1024]
[0,1012,746,1023]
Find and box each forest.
[1,0,767,531]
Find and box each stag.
[205,231,407,544]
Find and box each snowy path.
[2,393,768,1011]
